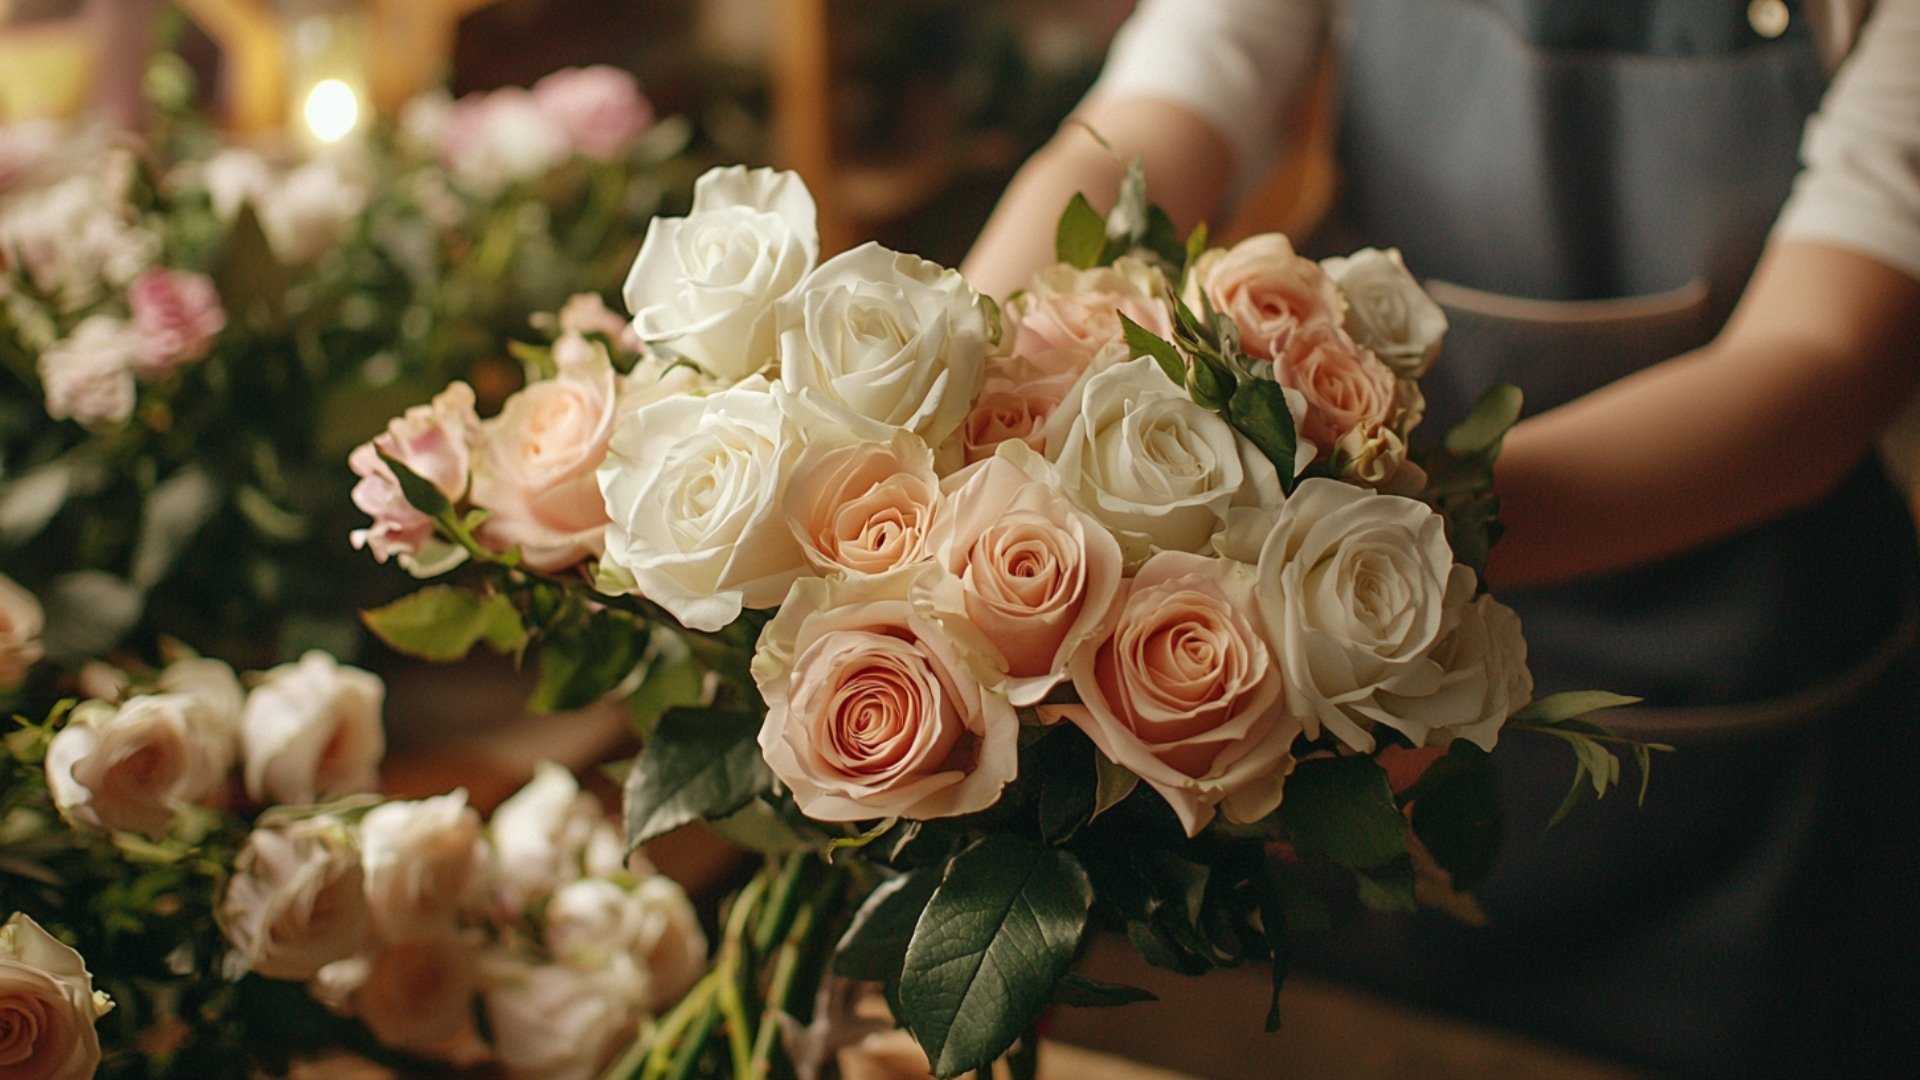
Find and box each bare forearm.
[1489,241,1920,587]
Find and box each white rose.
[360,791,488,942]
[157,655,245,740]
[483,954,649,1080]
[258,157,367,266]
[1043,356,1282,568]
[0,913,112,1080]
[488,763,617,912]
[544,877,707,1012]
[1377,593,1533,751]
[37,316,139,428]
[623,165,819,382]
[350,933,490,1066]
[778,242,993,447]
[0,571,45,689]
[1,168,158,310]
[598,378,809,632]
[1319,247,1447,378]
[241,651,386,805]
[1254,478,1471,752]
[221,816,368,981]
[45,694,234,836]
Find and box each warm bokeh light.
[302,78,359,144]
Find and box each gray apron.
[1300,1,1920,1074]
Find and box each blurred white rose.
[241,651,385,805]
[350,933,491,1066]
[544,876,707,1012]
[0,571,44,690]
[483,953,650,1080]
[624,165,818,381]
[1044,356,1282,568]
[221,816,368,981]
[0,167,158,309]
[37,316,140,428]
[360,791,488,943]
[1320,247,1447,378]
[778,242,993,447]
[488,763,619,913]
[0,912,112,1080]
[598,377,808,632]
[45,693,235,836]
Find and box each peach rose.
[45,694,235,837]
[1273,325,1398,451]
[955,348,1090,466]
[1005,256,1174,363]
[0,913,112,1080]
[1186,233,1344,361]
[785,430,941,577]
[751,569,1018,822]
[221,815,368,981]
[0,571,44,690]
[1048,552,1299,837]
[350,934,490,1066]
[241,651,385,806]
[924,442,1121,706]
[471,339,622,571]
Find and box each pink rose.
[784,431,941,577]
[1186,233,1344,361]
[751,569,1018,822]
[1047,552,1300,837]
[557,293,642,352]
[1006,257,1174,364]
[533,66,655,162]
[37,316,138,428]
[956,348,1088,466]
[441,89,569,194]
[1273,325,1398,450]
[471,340,621,571]
[925,443,1121,706]
[349,382,479,568]
[127,268,225,379]
[0,572,44,690]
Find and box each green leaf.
[1035,729,1095,844]
[1276,755,1407,870]
[1442,384,1524,456]
[625,633,706,737]
[1055,193,1107,269]
[1051,972,1157,1008]
[1121,313,1187,388]
[530,609,651,712]
[234,485,310,543]
[360,586,527,662]
[899,836,1093,1079]
[1140,205,1186,273]
[129,466,221,590]
[213,201,290,322]
[1182,222,1210,286]
[1092,748,1139,821]
[375,448,451,519]
[827,817,899,859]
[706,798,822,855]
[1249,867,1292,1032]
[1355,861,1419,913]
[1186,353,1232,410]
[1405,741,1504,891]
[1228,379,1301,493]
[623,706,772,848]
[833,867,941,982]
[1511,690,1643,724]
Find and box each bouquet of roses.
[0,640,706,1080]
[355,163,1651,1079]
[0,60,695,673]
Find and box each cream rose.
[623,166,818,382]
[1375,593,1532,751]
[1186,233,1344,361]
[471,339,622,571]
[1050,552,1299,837]
[488,762,619,912]
[484,955,649,1080]
[752,569,1018,822]
[1043,356,1282,568]
[1320,247,1447,378]
[241,651,386,805]
[544,876,708,1013]
[44,694,235,836]
[0,913,111,1080]
[359,791,488,943]
[778,243,993,447]
[1254,478,1472,752]
[37,316,139,428]
[598,378,809,632]
[221,816,368,981]
[1004,256,1175,363]
[351,933,490,1066]
[924,442,1122,706]
[785,430,941,577]
[1273,325,1399,451]
[0,571,44,689]
[156,655,246,743]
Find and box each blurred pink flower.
[533,66,655,161]
[128,268,225,378]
